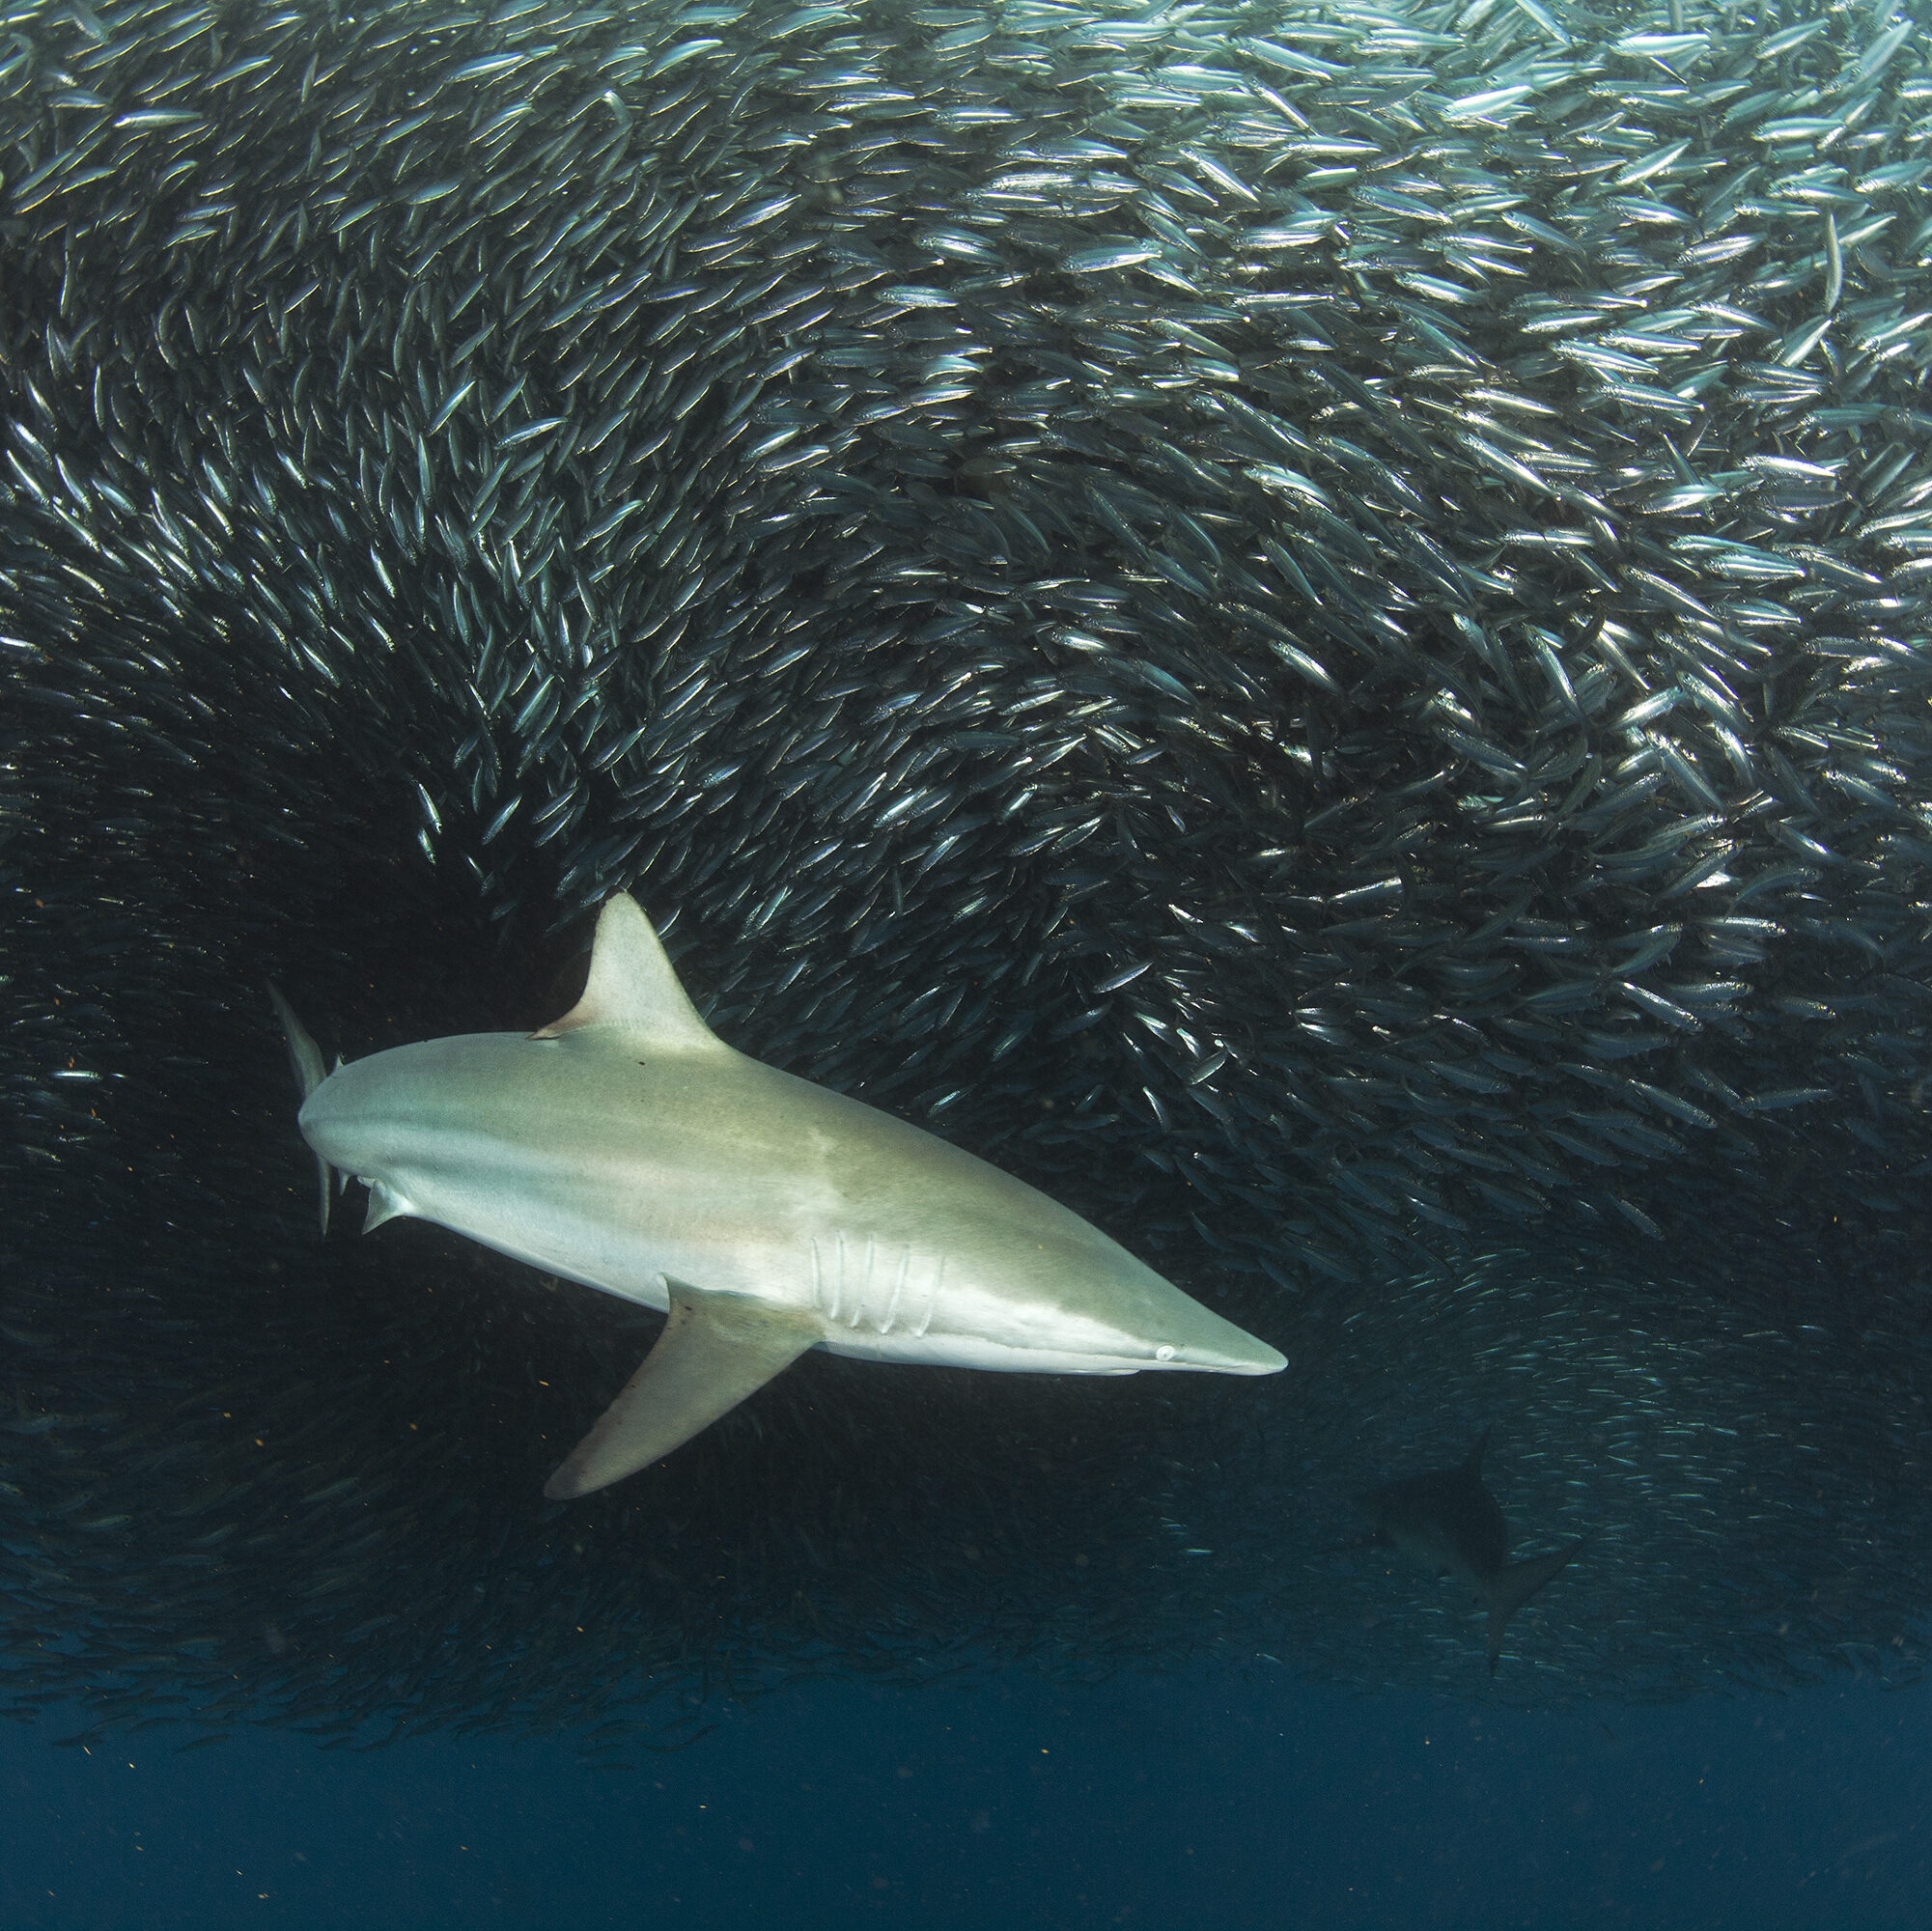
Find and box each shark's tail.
[266,981,334,1237]
[1484,1537,1589,1675]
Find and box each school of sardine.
[1,0,1928,1748]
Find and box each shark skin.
[1358,1430,1587,1674]
[271,892,1285,1498]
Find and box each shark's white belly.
[357,1139,1143,1377]
[372,1128,795,1313]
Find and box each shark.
[1357,1430,1587,1674]
[269,891,1285,1499]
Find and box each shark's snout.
[1170,1335,1287,1375]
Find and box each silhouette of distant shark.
[1358,1430,1587,1674]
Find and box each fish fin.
[362,1181,410,1234]
[544,1286,817,1499]
[1463,1427,1492,1479]
[530,892,719,1050]
[266,981,334,1237]
[1484,1537,1587,1674]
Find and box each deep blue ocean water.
[5,1665,1927,1927]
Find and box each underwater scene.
[1,0,1928,1920]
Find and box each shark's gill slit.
[852,1234,877,1329]
[882,1247,910,1335]
[914,1256,941,1340]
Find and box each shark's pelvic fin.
[1483,1539,1589,1675]
[530,893,719,1049]
[267,981,334,1236]
[362,1180,411,1234]
[544,1284,817,1499]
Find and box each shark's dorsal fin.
[1462,1428,1492,1479]
[530,893,719,1051]
[544,1285,817,1499]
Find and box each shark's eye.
[1156,1344,1176,1361]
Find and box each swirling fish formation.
[1,0,1927,1745]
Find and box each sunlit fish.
[1358,1429,1588,1673]
[270,893,1284,1498]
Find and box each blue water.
[5,1667,1926,1927]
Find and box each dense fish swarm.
[2,0,1929,1738]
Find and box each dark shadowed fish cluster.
[2,0,1928,1745]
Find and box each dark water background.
[4,1668,1928,1927]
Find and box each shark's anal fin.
[266,981,333,1237]
[544,1285,817,1500]
[1484,1538,1589,1675]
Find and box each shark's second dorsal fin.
[530,892,719,1051]
[544,1285,817,1499]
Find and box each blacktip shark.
[270,891,1285,1499]
[1358,1431,1588,1674]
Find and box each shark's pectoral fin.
[544,1287,817,1500]
[1483,1537,1589,1674]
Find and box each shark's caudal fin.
[1483,1538,1589,1675]
[544,1284,817,1499]
[267,982,334,1236]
